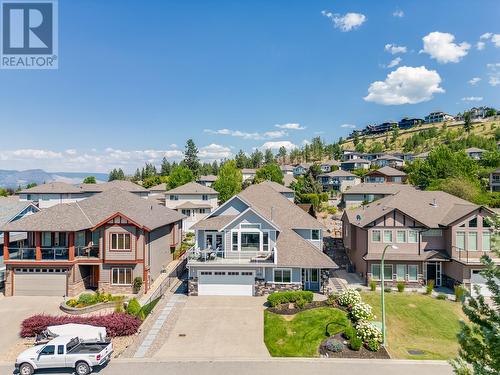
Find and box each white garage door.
[198,270,254,296]
[14,272,67,296]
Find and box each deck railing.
[8,248,36,260]
[75,245,99,258]
[187,247,275,264]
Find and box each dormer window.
[311,229,320,240]
[468,217,477,228]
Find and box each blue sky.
[0,0,499,173]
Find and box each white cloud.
[392,9,404,18]
[0,149,63,161]
[203,128,286,140]
[421,32,470,63]
[493,34,500,48]
[461,96,483,102]
[198,144,232,161]
[487,63,500,86]
[259,141,297,151]
[480,32,493,40]
[321,10,366,32]
[384,44,407,54]
[364,66,444,105]
[468,77,481,86]
[477,33,500,49]
[340,124,356,129]
[274,123,305,130]
[301,139,311,146]
[65,149,77,155]
[387,57,402,68]
[476,41,486,51]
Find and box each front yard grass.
[264,307,350,357]
[361,292,465,360]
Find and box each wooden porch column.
[3,232,9,261]
[35,232,42,261]
[68,232,75,261]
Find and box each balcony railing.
[8,248,36,260]
[75,245,99,258]
[456,249,492,263]
[41,247,69,260]
[187,247,275,264]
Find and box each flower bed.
[66,292,125,309]
[319,333,390,359]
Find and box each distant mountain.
[0,169,108,189]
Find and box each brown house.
[1,188,184,297]
[364,166,407,184]
[342,189,498,295]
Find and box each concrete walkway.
[139,258,185,305]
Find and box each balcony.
[41,247,69,260]
[7,247,70,261]
[187,247,275,265]
[75,245,99,259]
[8,248,36,260]
[455,249,499,264]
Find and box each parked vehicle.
[15,335,112,375]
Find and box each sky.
[0,0,499,173]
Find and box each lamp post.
[381,244,398,347]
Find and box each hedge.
[267,291,314,307]
[21,313,141,338]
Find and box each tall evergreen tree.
[463,111,473,133]
[160,157,171,176]
[250,150,264,168]
[278,146,287,164]
[264,149,275,165]
[184,138,200,174]
[235,149,247,169]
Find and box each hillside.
[340,118,499,154]
[0,170,108,189]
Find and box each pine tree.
[250,150,264,168]
[278,146,287,164]
[160,157,171,176]
[184,138,200,174]
[235,149,247,169]
[463,112,472,133]
[264,149,274,165]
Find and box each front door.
[302,269,320,291]
[426,262,441,287]
[91,266,100,288]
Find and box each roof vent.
[356,214,362,221]
[430,198,438,207]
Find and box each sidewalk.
[139,258,184,305]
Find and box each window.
[311,229,320,240]
[311,269,319,282]
[482,217,491,227]
[111,233,131,251]
[241,271,253,276]
[42,232,51,247]
[112,268,132,285]
[228,271,239,276]
[169,195,178,201]
[40,345,55,355]
[423,229,442,237]
[468,232,478,251]
[371,264,392,280]
[396,264,406,281]
[408,230,418,243]
[274,269,291,283]
[181,209,191,216]
[383,230,393,243]
[468,218,477,228]
[199,208,207,214]
[240,223,261,229]
[396,230,406,243]
[241,232,260,252]
[200,271,212,276]
[263,232,269,251]
[408,265,418,281]
[57,345,64,355]
[232,232,238,251]
[483,232,491,251]
[214,271,225,275]
[372,230,381,242]
[456,231,465,250]
[202,194,208,201]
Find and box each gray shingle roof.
[197,175,217,182]
[76,180,147,193]
[1,188,185,232]
[0,196,37,225]
[148,183,167,192]
[341,159,371,164]
[19,180,147,194]
[376,154,404,161]
[259,180,294,193]
[19,182,82,194]
[191,215,238,230]
[175,201,213,209]
[319,170,358,178]
[166,182,218,195]
[366,166,406,177]
[283,174,296,187]
[344,183,416,195]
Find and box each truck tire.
[75,361,91,375]
[19,363,34,375]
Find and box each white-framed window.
[202,194,208,201]
[169,195,179,201]
[371,264,393,280]
[199,208,207,214]
[112,268,132,285]
[214,271,225,275]
[372,230,381,243]
[311,229,320,240]
[423,229,442,237]
[232,232,238,251]
[383,230,393,243]
[111,233,131,251]
[468,232,478,251]
[200,271,212,276]
[396,230,406,243]
[408,230,418,243]
[396,264,406,281]
[240,223,261,229]
[456,231,465,251]
[241,271,253,276]
[263,232,269,251]
[228,271,239,276]
[482,232,491,251]
[42,232,51,247]
[274,268,292,283]
[408,265,418,281]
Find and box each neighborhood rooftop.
[366,166,407,177]
[18,180,147,194]
[344,183,416,195]
[166,181,218,195]
[0,196,36,226]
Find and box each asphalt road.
[1,358,454,375]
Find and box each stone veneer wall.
[4,269,12,296]
[254,279,302,296]
[98,281,135,295]
[188,278,198,296]
[67,279,86,297]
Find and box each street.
[0,358,454,375]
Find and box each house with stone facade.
[186,182,336,296]
[342,189,498,295]
[1,189,184,297]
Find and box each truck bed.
[68,342,110,354]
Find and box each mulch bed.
[319,333,390,359]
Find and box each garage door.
[14,272,67,296]
[198,271,254,296]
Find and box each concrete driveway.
[154,296,270,359]
[0,295,63,360]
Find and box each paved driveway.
[0,295,63,360]
[154,296,270,359]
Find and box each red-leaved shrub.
[21,313,141,338]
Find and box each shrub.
[66,299,78,307]
[369,280,377,291]
[366,339,381,352]
[327,206,337,215]
[114,301,124,313]
[350,302,375,322]
[437,293,447,300]
[396,282,405,293]
[349,336,362,351]
[267,291,314,307]
[295,298,307,310]
[337,289,362,307]
[343,326,356,341]
[355,321,383,343]
[133,277,143,294]
[325,338,344,353]
[126,298,142,317]
[326,293,338,306]
[20,313,141,338]
[140,297,160,318]
[454,284,466,302]
[426,279,435,295]
[384,288,392,293]
[77,293,96,306]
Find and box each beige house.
[341,183,417,208]
[241,168,257,181]
[1,189,184,297]
[342,189,498,295]
[317,170,361,192]
[364,166,407,184]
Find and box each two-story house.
[340,159,371,172]
[489,168,500,192]
[293,163,312,177]
[342,189,498,295]
[364,166,407,184]
[317,170,361,193]
[197,175,218,187]
[186,182,336,296]
[319,160,340,173]
[370,155,405,168]
[165,182,219,232]
[341,183,416,208]
[1,189,184,297]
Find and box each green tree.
[82,176,96,184]
[184,138,200,174]
[108,168,126,181]
[141,162,157,180]
[143,175,168,189]
[25,182,37,189]
[250,150,264,168]
[254,163,284,184]
[289,148,301,164]
[450,214,500,375]
[264,149,275,164]
[369,142,384,153]
[160,157,171,176]
[0,188,8,197]
[278,146,287,164]
[235,149,248,169]
[212,160,242,203]
[167,166,194,189]
[463,111,472,133]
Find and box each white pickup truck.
[15,335,113,375]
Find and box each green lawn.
[264,307,350,357]
[361,292,465,360]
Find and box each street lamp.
[381,244,398,347]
